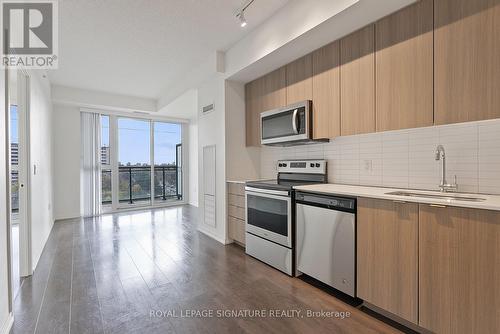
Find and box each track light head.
[237,12,247,27]
[236,0,255,28]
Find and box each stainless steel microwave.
[260,100,327,146]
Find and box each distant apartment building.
[11,143,18,165]
[101,146,110,165]
[11,143,18,183]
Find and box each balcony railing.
[11,170,19,213]
[102,165,182,205]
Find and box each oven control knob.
[283,163,287,167]
[315,163,321,168]
[278,163,283,167]
[310,163,314,167]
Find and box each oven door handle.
[245,187,290,197]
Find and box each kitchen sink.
[385,191,487,202]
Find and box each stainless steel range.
[244,160,327,276]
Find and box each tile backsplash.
[260,119,500,195]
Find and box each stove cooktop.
[246,160,327,192]
[245,179,321,192]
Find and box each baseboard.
[55,215,81,223]
[197,226,228,245]
[0,313,14,334]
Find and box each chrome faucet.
[435,145,457,192]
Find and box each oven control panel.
[277,160,326,174]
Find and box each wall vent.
[202,103,215,115]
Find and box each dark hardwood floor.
[11,205,401,334]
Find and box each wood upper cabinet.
[434,0,500,124]
[286,54,313,104]
[245,68,286,147]
[245,78,262,147]
[376,0,433,132]
[340,25,375,136]
[312,41,340,139]
[357,198,418,324]
[262,67,287,112]
[419,205,500,334]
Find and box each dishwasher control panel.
[295,192,356,211]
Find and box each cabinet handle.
[429,204,447,208]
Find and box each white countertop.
[293,184,500,211]
[226,180,246,184]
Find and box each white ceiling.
[48,0,289,99]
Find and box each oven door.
[245,187,292,248]
[261,101,310,145]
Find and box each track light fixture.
[236,0,255,28]
[238,12,247,27]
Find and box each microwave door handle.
[292,109,299,134]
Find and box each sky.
[10,105,18,143]
[102,117,181,166]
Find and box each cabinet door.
[245,69,286,147]
[434,0,500,124]
[245,78,263,147]
[312,41,340,139]
[357,198,418,324]
[340,25,375,136]
[286,54,313,104]
[419,205,500,334]
[262,67,287,112]
[228,216,245,245]
[376,0,433,131]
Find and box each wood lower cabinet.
[286,54,313,105]
[357,198,418,324]
[375,0,433,131]
[312,41,340,139]
[419,204,500,334]
[340,25,376,136]
[434,0,500,124]
[227,182,246,245]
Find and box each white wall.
[224,80,260,181]
[0,69,13,334]
[29,72,55,269]
[197,74,227,243]
[156,88,199,206]
[188,118,199,207]
[157,88,198,119]
[261,119,500,195]
[52,105,81,219]
[52,85,156,113]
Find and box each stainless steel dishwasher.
[295,192,356,297]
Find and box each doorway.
[8,69,31,300]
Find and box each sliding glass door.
[118,118,152,207]
[153,122,182,204]
[99,116,183,210]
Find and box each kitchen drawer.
[228,204,245,220]
[228,216,245,244]
[228,182,245,196]
[228,194,245,208]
